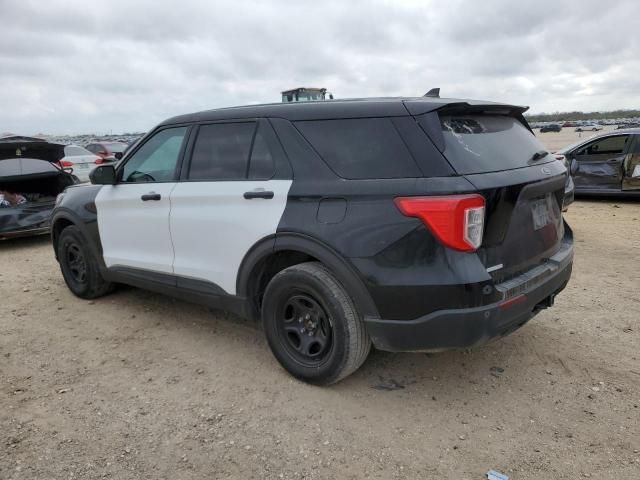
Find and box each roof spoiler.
[424,88,440,98]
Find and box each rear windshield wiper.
[529,150,549,162]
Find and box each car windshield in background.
[65,146,91,156]
[106,143,127,152]
[438,115,551,174]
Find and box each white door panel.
[170,180,292,294]
[95,183,177,273]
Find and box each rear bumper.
[364,237,573,352]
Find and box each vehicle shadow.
[105,284,548,398]
[0,234,50,251]
[574,196,640,205]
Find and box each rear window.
[106,143,127,153]
[294,118,422,179]
[435,115,549,174]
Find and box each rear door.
[95,126,188,274]
[570,134,630,191]
[170,119,292,295]
[622,134,640,191]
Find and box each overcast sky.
[1,0,638,135]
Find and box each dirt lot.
[1,198,639,480]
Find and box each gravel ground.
[1,199,639,480]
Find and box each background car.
[0,136,78,238]
[556,129,640,195]
[540,124,562,132]
[85,142,128,162]
[575,124,602,132]
[59,145,102,182]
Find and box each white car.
[575,124,603,132]
[60,145,103,182]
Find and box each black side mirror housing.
[90,165,117,185]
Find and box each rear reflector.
[394,194,485,251]
[498,294,527,310]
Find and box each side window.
[121,127,187,183]
[578,135,629,156]
[85,144,96,153]
[294,118,421,179]
[248,124,275,179]
[188,123,255,180]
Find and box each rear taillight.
[394,194,485,252]
[94,158,104,164]
[60,160,74,167]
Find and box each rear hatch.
[407,101,567,281]
[0,141,73,235]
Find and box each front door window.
[121,127,187,183]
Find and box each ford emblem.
[541,167,552,175]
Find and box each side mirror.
[90,164,117,185]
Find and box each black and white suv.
[51,97,574,384]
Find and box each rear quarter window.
[294,118,422,179]
[426,114,550,174]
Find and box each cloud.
[0,0,638,134]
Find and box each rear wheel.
[262,262,371,385]
[57,225,113,299]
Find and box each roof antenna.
[424,88,440,98]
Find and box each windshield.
[437,114,552,174]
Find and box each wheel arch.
[236,233,380,321]
[50,210,104,270]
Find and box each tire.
[57,225,113,299]
[262,261,371,385]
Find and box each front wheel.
[262,262,371,385]
[57,225,113,299]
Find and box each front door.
[622,135,640,191]
[170,120,292,294]
[571,134,630,191]
[95,126,189,274]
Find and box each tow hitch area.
[534,293,556,311]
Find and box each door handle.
[141,193,161,201]
[244,190,274,200]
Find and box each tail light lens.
[394,194,485,251]
[60,160,74,167]
[94,158,104,164]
